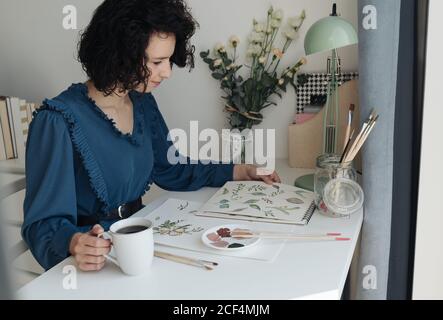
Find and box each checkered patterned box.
[296,72,359,113]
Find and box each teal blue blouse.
[22,83,234,270]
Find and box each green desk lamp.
[294,3,358,191]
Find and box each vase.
[221,130,254,164]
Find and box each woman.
[22,0,280,272]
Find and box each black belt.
[77,197,143,227]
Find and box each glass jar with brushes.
[314,153,364,218]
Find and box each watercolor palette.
[201,224,261,251]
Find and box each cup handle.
[98,232,119,267]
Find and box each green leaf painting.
[250,192,267,196]
[178,201,189,211]
[231,183,246,200]
[247,185,266,192]
[243,199,259,204]
[233,183,246,193]
[270,189,284,197]
[232,207,248,212]
[286,197,304,204]
[249,204,261,211]
[218,199,230,209]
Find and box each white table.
[16,160,363,300]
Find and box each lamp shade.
[304,16,358,55]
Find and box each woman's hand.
[233,164,281,184]
[69,224,111,271]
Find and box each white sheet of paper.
[143,198,294,262]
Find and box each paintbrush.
[343,104,355,152]
[154,250,218,270]
[340,129,355,163]
[231,234,350,241]
[344,111,378,162]
[346,114,379,162]
[230,230,347,241]
[231,230,342,237]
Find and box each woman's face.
[138,32,176,93]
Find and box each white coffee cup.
[99,217,153,276]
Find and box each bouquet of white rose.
[200,6,308,130]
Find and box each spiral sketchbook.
[196,181,316,225]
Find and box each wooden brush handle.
[233,235,350,241]
[154,251,213,270]
[343,126,351,152]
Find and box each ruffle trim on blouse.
[35,99,112,213]
[77,83,145,146]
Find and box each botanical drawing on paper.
[200,181,314,222]
[218,199,230,209]
[270,184,284,197]
[231,183,246,200]
[247,185,266,192]
[177,201,189,211]
[153,219,204,236]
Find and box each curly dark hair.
[78,0,198,95]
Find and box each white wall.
[0,0,358,159]
[413,0,443,300]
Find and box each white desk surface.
[16,160,363,300]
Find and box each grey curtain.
[354,0,402,299]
